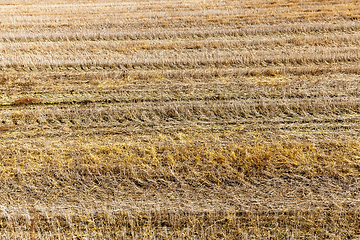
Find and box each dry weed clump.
[13,97,41,105]
[0,0,360,238]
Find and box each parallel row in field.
[1,46,360,68]
[1,20,360,40]
[0,96,360,145]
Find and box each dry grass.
[0,0,360,239]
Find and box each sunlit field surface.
[1,0,360,238]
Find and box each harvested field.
[1,0,360,239]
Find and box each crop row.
[1,20,359,43]
[2,64,360,96]
[2,32,360,54]
[0,96,358,128]
[2,74,360,105]
[0,47,359,71]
